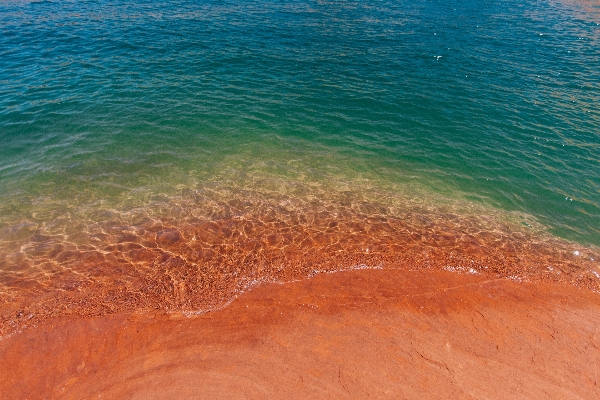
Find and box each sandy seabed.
[1,267,599,399]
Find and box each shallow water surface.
[0,0,599,333]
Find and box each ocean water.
[1,0,599,331]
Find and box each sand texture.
[1,268,599,399]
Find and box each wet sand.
[1,268,599,399]
[3,201,599,337]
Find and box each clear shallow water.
[1,0,598,243]
[0,0,599,330]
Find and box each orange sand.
[1,268,599,399]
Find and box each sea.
[1,0,599,333]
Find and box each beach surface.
[1,268,599,399]
[1,0,600,398]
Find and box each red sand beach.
[1,268,599,399]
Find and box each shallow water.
[1,0,599,333]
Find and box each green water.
[1,0,599,295]
[1,0,600,332]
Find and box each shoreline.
[3,205,599,337]
[1,268,599,399]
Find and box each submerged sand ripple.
[1,191,598,336]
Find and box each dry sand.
[1,268,599,399]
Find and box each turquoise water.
[1,0,598,243]
[1,0,599,326]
